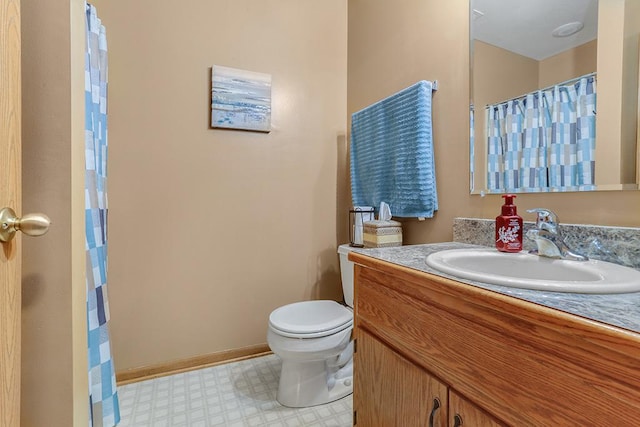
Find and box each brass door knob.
[0,207,51,242]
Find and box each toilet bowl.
[267,244,356,408]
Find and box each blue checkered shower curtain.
[546,75,597,189]
[486,74,596,192]
[86,3,120,426]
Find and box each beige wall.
[473,40,539,106]
[21,0,87,426]
[538,39,597,88]
[89,0,347,371]
[349,0,640,247]
[621,0,640,184]
[348,0,472,244]
[596,0,639,187]
[474,38,597,108]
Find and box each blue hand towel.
[350,80,438,218]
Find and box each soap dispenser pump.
[495,194,523,252]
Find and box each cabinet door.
[354,329,447,427]
[449,390,505,427]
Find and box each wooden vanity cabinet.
[449,391,504,427]
[354,328,501,427]
[354,328,448,426]
[350,253,640,426]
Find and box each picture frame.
[211,65,272,132]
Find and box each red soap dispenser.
[495,194,523,252]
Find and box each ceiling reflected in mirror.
[471,0,598,61]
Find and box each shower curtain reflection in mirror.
[486,73,596,193]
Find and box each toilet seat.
[269,300,353,339]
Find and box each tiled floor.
[118,354,353,426]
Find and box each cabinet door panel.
[449,390,505,427]
[354,329,447,427]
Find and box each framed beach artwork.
[211,65,272,132]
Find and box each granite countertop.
[352,242,640,335]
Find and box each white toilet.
[267,244,356,408]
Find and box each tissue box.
[363,220,402,248]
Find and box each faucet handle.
[526,208,559,232]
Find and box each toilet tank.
[337,244,356,308]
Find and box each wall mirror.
[470,0,640,194]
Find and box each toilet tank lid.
[337,244,356,255]
[269,300,353,335]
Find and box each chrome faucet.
[525,209,588,261]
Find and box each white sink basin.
[426,248,640,294]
